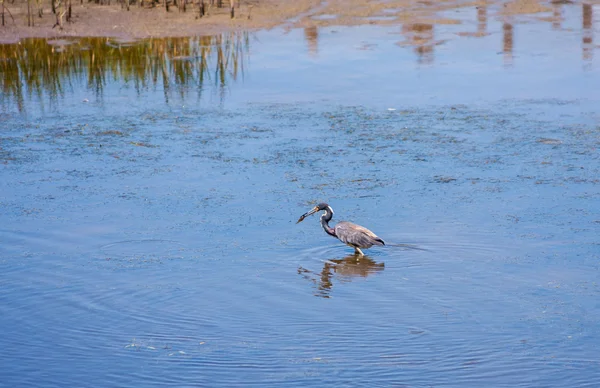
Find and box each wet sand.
[0,0,590,43]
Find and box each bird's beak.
[296,206,319,224]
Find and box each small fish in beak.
[296,206,319,224]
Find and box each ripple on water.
[99,239,188,269]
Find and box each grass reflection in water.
[0,32,250,112]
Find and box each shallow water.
[1,3,600,387]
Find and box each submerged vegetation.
[0,33,249,112]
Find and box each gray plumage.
[297,203,385,256]
[334,221,385,249]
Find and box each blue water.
[1,3,599,387]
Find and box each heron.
[296,203,385,256]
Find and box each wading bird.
[296,203,385,256]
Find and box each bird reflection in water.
[298,254,385,299]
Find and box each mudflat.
[0,0,575,43]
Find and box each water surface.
[1,3,599,387]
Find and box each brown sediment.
[501,0,552,16]
[0,0,581,43]
[456,31,489,37]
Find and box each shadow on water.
[298,253,385,299]
[0,33,250,113]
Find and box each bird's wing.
[335,221,385,247]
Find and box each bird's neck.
[320,207,336,237]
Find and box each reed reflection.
[582,3,593,61]
[298,254,385,298]
[0,33,250,113]
[502,20,514,66]
[304,26,319,57]
[477,5,487,35]
[551,0,565,30]
[395,2,593,66]
[401,22,435,64]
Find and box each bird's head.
[296,203,330,224]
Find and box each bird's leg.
[354,247,364,256]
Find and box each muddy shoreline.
[0,0,321,43]
[0,0,573,43]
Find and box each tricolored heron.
[296,203,385,256]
